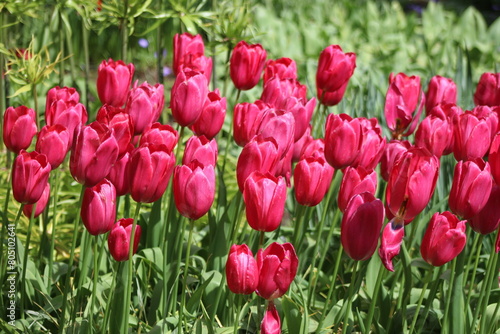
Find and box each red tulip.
[430,103,463,156]
[81,179,117,235]
[243,172,287,232]
[471,105,499,141]
[96,59,135,107]
[177,53,213,82]
[452,109,492,161]
[449,158,492,220]
[35,124,70,169]
[190,89,227,140]
[128,143,176,203]
[378,220,405,272]
[3,106,37,153]
[257,109,295,160]
[298,136,324,160]
[324,113,362,169]
[292,127,313,162]
[316,83,349,107]
[233,100,271,147]
[170,70,208,127]
[70,122,119,187]
[225,244,259,295]
[425,75,457,114]
[489,133,500,185]
[45,100,88,147]
[263,57,297,83]
[12,150,51,204]
[23,183,50,218]
[107,144,133,196]
[283,96,316,142]
[126,82,164,135]
[256,242,298,300]
[108,218,141,261]
[316,45,356,101]
[182,135,218,167]
[45,86,79,115]
[338,166,378,213]
[96,104,134,158]
[230,41,267,91]
[261,77,307,110]
[261,302,281,334]
[139,122,179,153]
[420,212,467,267]
[469,185,500,235]
[294,155,334,207]
[380,140,412,182]
[474,72,500,107]
[172,33,205,76]
[352,117,386,171]
[414,109,452,158]
[341,192,385,261]
[173,161,215,220]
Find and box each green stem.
[232,294,241,334]
[32,83,39,129]
[121,0,129,61]
[341,260,359,334]
[318,245,344,331]
[408,267,435,333]
[102,261,120,334]
[364,263,386,333]
[169,216,187,314]
[47,172,61,293]
[477,248,499,333]
[450,247,466,334]
[89,235,99,333]
[20,203,36,319]
[292,204,307,249]
[59,6,64,86]
[179,219,196,333]
[465,234,483,312]
[416,266,445,334]
[82,18,90,109]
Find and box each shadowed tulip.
[474,72,500,107]
[225,244,259,295]
[294,155,334,207]
[35,124,70,169]
[469,185,500,235]
[81,179,116,236]
[338,166,378,213]
[108,218,141,261]
[378,219,405,272]
[23,183,50,218]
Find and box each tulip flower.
[261,77,307,110]
[420,212,467,267]
[172,33,205,76]
[298,136,324,160]
[452,110,492,161]
[316,45,356,105]
[338,166,378,213]
[243,172,287,232]
[191,89,227,140]
[448,158,492,220]
[230,40,267,91]
[425,75,457,114]
[108,218,142,261]
[225,244,259,295]
[380,140,412,182]
[256,242,298,300]
[469,185,500,235]
[473,72,500,107]
[236,135,279,192]
[35,124,70,169]
[261,302,281,334]
[257,109,295,160]
[170,69,208,127]
[45,100,88,148]
[128,143,176,203]
[173,161,215,220]
[292,128,313,162]
[96,104,134,158]
[489,133,500,185]
[378,220,405,272]
[341,192,385,261]
[385,147,440,223]
[283,96,316,142]
[471,105,499,141]
[181,135,218,167]
[177,52,213,83]
[384,72,424,139]
[414,109,452,158]
[70,122,119,187]
[233,100,271,147]
[324,113,362,169]
[107,144,133,196]
[12,150,51,204]
[430,103,463,156]
[81,179,117,236]
[352,117,386,171]
[139,122,179,153]
[294,155,334,207]
[126,81,164,135]
[3,105,37,153]
[273,143,294,186]
[96,59,135,107]
[263,57,297,83]
[45,86,79,115]
[23,183,50,218]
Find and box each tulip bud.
[191,89,227,140]
[230,41,267,91]
[97,59,135,107]
[352,117,386,170]
[173,161,216,220]
[170,70,208,127]
[294,155,334,207]
[126,82,164,135]
[96,104,134,157]
[45,86,80,115]
[263,57,297,84]
[420,212,466,267]
[256,242,298,300]
[261,302,281,334]
[35,125,70,170]
[3,106,37,153]
[257,109,295,160]
[45,101,88,147]
[338,166,378,213]
[81,179,116,235]
[341,192,385,261]
[108,218,141,261]
[244,172,287,232]
[172,33,205,76]
[12,150,51,204]
[23,183,50,218]
[378,220,405,272]
[178,53,213,83]
[182,135,218,167]
[425,75,457,114]
[452,110,492,161]
[261,77,307,110]
[139,122,179,153]
[414,110,452,158]
[107,144,133,196]
[473,72,500,107]
[469,185,500,235]
[233,100,271,147]
[225,244,258,295]
[449,158,492,220]
[324,113,362,169]
[380,140,412,182]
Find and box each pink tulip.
[452,110,492,161]
[225,244,259,295]
[233,100,271,147]
[170,70,208,127]
[378,220,405,271]
[191,89,227,139]
[35,124,70,169]
[469,185,500,235]
[45,100,88,148]
[182,135,218,167]
[261,302,281,334]
[23,183,50,218]
[324,113,362,169]
[294,155,334,207]
[474,72,500,107]
[139,122,179,153]
[108,218,141,261]
[3,106,37,153]
[257,109,295,160]
[414,109,452,158]
[230,41,267,91]
[177,53,213,83]
[380,140,412,182]
[263,57,297,83]
[96,104,134,158]
[81,179,117,235]
[489,133,500,185]
[261,77,307,110]
[12,150,51,204]
[352,117,386,171]
[45,86,79,115]
[172,33,205,76]
[107,144,133,196]
[126,81,164,135]
[425,75,457,114]
[96,59,135,107]
[338,166,378,213]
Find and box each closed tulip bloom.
[182,135,218,167]
[380,140,412,182]
[489,133,500,185]
[12,150,51,204]
[45,86,79,114]
[191,89,227,140]
[261,77,307,110]
[225,244,259,295]
[299,136,324,160]
[230,41,267,91]
[128,143,176,203]
[378,220,405,272]
[233,100,271,147]
[341,192,385,261]
[256,242,298,300]
[108,218,141,261]
[23,183,50,218]
[45,100,88,147]
[172,33,205,76]
[338,166,378,213]
[170,69,208,127]
[469,185,500,235]
[352,118,387,171]
[316,44,356,94]
[292,127,312,162]
[274,143,294,186]
[96,104,134,158]
[430,103,463,156]
[70,122,119,187]
[384,72,424,139]
[452,110,492,161]
[324,113,362,169]
[244,172,287,232]
[283,96,316,142]
[470,105,499,141]
[173,161,215,220]
[386,147,440,223]
[35,124,70,169]
[414,110,452,158]
[449,158,492,220]
[474,72,500,107]
[294,155,334,206]
[177,52,213,83]
[3,106,37,153]
[126,82,164,135]
[263,57,297,83]
[81,179,117,235]
[258,109,295,160]
[316,82,350,107]
[107,144,133,196]
[139,122,179,153]
[261,302,281,334]
[425,75,457,114]
[96,59,135,107]
[421,212,467,267]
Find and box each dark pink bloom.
[338,166,378,213]
[108,218,141,261]
[126,82,164,135]
[378,220,405,271]
[425,75,457,114]
[261,77,307,109]
[489,133,500,185]
[324,113,362,169]
[294,155,334,206]
[3,106,37,153]
[172,33,205,76]
[316,45,356,95]
[233,100,271,147]
[45,86,79,117]
[139,122,179,153]
[263,57,297,83]
[170,70,208,127]
[452,109,492,161]
[190,89,227,139]
[107,144,133,196]
[283,96,316,142]
[352,117,386,170]
[380,140,412,182]
[23,183,50,218]
[182,135,218,167]
[230,41,267,91]
[178,53,213,83]
[96,59,135,107]
[35,124,70,169]
[12,150,51,204]
[81,179,117,235]
[414,109,452,158]
[225,244,259,295]
[96,104,134,158]
[474,72,500,107]
[45,100,88,147]
[469,185,500,235]
[257,109,295,160]
[261,302,281,334]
